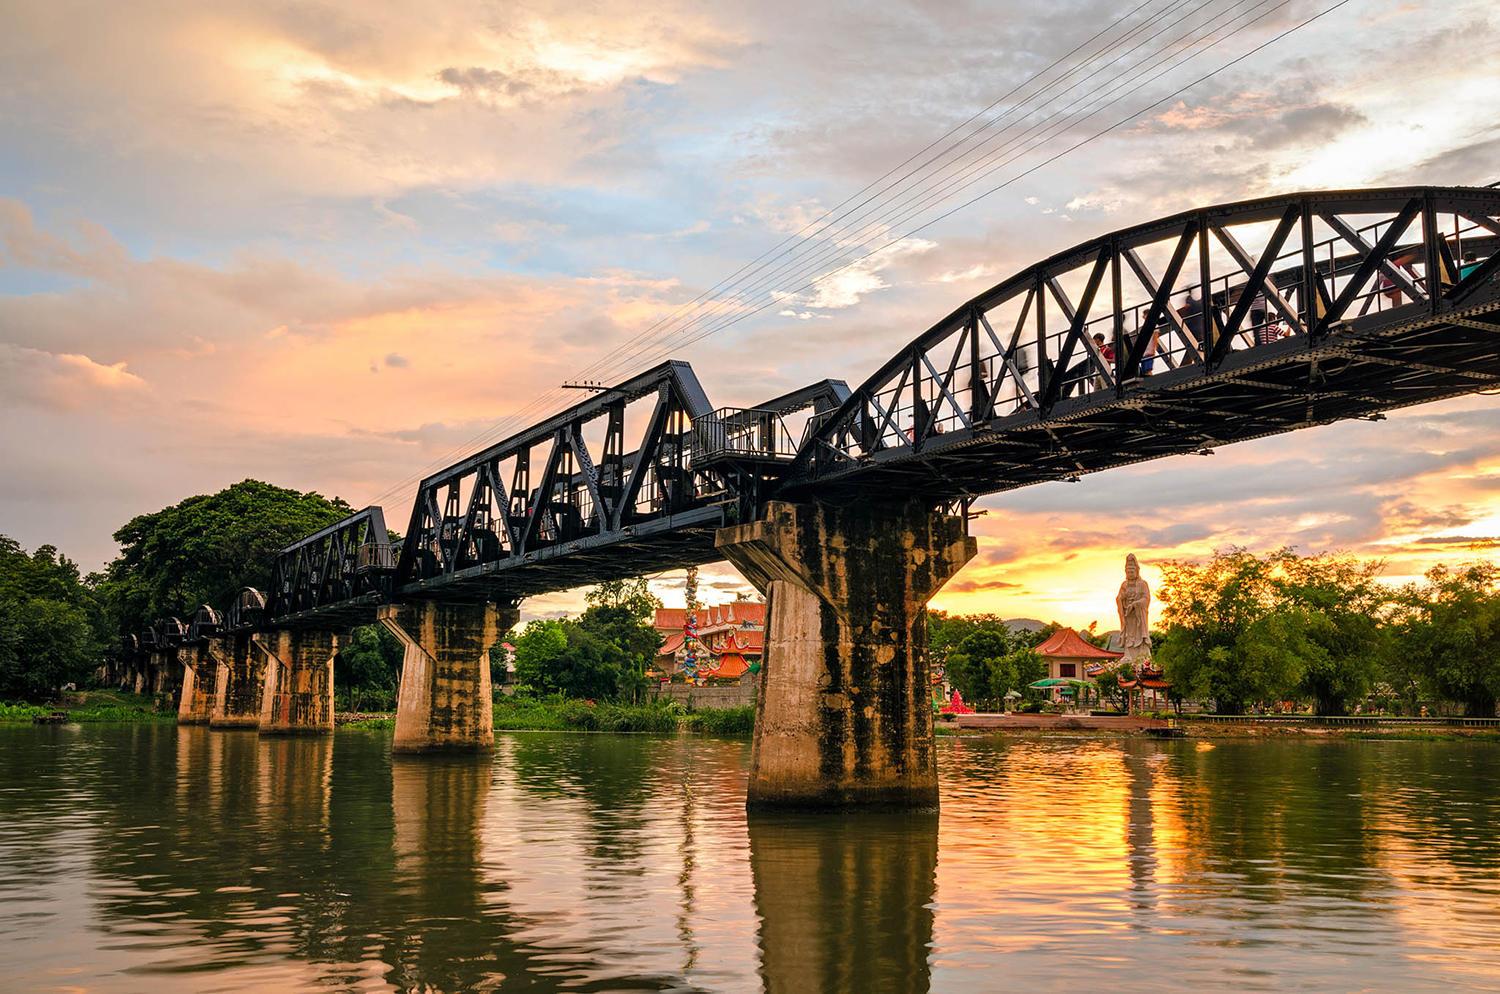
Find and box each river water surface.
[2,725,1499,992]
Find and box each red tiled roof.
[704,654,749,679]
[654,608,687,630]
[658,633,684,657]
[1035,627,1124,660]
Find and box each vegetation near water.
[10,479,1500,722]
[342,700,758,736]
[0,690,176,723]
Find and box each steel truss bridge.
[122,185,1500,644]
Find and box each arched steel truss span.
[249,185,1500,629]
[781,185,1500,505]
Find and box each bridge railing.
[391,360,733,594]
[785,186,1500,492]
[692,407,798,463]
[266,506,393,622]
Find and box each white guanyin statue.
[1115,553,1152,668]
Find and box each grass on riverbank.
[493,698,757,735]
[1,689,177,723]
[347,700,758,736]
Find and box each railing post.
[1301,197,1317,343]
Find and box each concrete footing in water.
[177,643,218,725]
[208,632,265,729]
[256,630,339,736]
[717,500,975,810]
[380,601,514,754]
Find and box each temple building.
[653,601,766,683]
[1035,627,1123,679]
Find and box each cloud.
[0,344,149,412]
[945,578,1022,593]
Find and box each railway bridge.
[120,186,1500,808]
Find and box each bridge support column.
[208,633,265,729]
[255,631,338,736]
[379,601,510,754]
[717,500,975,810]
[177,643,217,725]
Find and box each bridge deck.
[784,291,1500,504]
[252,186,1500,632]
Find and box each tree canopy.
[1390,564,1500,717]
[0,535,104,698]
[101,479,352,633]
[1158,548,1385,715]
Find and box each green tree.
[1156,549,1295,714]
[512,619,568,691]
[335,625,403,710]
[945,628,1015,703]
[1396,564,1500,717]
[1275,554,1385,715]
[548,622,628,701]
[0,536,104,698]
[1158,548,1387,715]
[584,577,662,621]
[101,479,352,635]
[1009,647,1046,696]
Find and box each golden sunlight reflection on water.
[1,726,1499,992]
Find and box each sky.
[3,0,1500,631]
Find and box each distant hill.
[1003,618,1047,633]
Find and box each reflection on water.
[3,727,1500,992]
[750,812,936,994]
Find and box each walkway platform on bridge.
[949,713,1169,732]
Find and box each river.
[2,725,1498,992]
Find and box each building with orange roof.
[1034,627,1123,681]
[653,601,765,683]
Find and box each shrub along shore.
[344,699,757,735]
[1,693,757,737]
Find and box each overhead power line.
[361,0,1352,513]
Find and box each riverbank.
[0,690,176,723]
[344,700,758,736]
[938,712,1500,740]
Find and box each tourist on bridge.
[1092,333,1115,391]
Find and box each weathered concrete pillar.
[209,632,265,729]
[717,500,975,810]
[147,651,170,695]
[255,630,338,736]
[177,643,218,725]
[379,600,513,754]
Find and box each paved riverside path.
[949,713,1169,731]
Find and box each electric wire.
[361,0,1350,514]
[358,0,1208,509]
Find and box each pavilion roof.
[1035,627,1124,660]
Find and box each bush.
[492,697,679,733]
[0,701,48,722]
[71,704,173,722]
[686,705,756,736]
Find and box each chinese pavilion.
[653,600,766,683]
[1036,627,1122,680]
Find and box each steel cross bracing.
[267,507,392,628]
[781,186,1500,505]
[245,185,1500,631]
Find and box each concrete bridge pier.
[255,630,339,735]
[379,600,513,754]
[208,632,265,729]
[717,500,975,810]
[177,643,218,725]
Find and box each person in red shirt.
[1092,333,1115,391]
